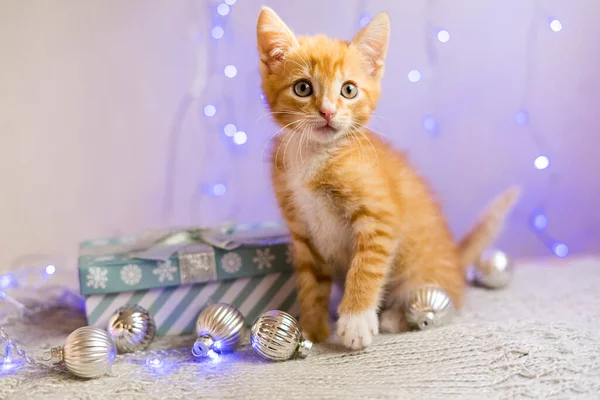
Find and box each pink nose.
[320,108,336,121]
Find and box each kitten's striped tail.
[457,186,521,269]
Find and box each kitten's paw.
[336,309,378,350]
[379,309,409,333]
[300,314,331,343]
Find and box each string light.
[224,124,237,137]
[549,19,563,32]
[161,0,243,217]
[0,274,16,291]
[211,26,224,39]
[411,2,569,257]
[534,155,549,170]
[407,69,421,83]
[1,344,20,373]
[532,212,548,231]
[207,350,219,360]
[552,242,569,258]
[422,116,438,134]
[217,3,230,16]
[212,183,227,196]
[437,29,450,43]
[233,131,247,145]
[1,264,59,316]
[203,105,216,117]
[514,110,529,126]
[145,356,165,369]
[224,65,237,78]
[45,264,56,275]
[517,10,567,256]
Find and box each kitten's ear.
[351,13,390,77]
[257,7,299,74]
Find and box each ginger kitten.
[256,7,519,350]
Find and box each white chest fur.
[286,159,354,270]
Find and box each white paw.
[336,309,379,350]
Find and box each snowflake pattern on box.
[120,264,142,286]
[86,267,108,289]
[221,252,242,274]
[153,260,178,283]
[253,248,275,270]
[285,244,293,265]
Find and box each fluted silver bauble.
[251,310,312,361]
[404,285,455,331]
[50,326,116,378]
[192,303,245,357]
[472,249,513,289]
[107,304,156,353]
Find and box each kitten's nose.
[320,108,336,122]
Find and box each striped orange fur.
[257,7,519,349]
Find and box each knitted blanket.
[1,256,599,399]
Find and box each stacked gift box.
[78,223,298,335]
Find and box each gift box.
[78,223,298,336]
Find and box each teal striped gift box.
[85,272,298,336]
[78,223,299,335]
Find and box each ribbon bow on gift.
[128,223,288,262]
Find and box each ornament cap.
[49,346,64,364]
[297,337,312,359]
[418,312,436,330]
[192,335,215,357]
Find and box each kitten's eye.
[341,82,358,99]
[293,80,313,97]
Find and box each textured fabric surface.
[1,256,599,399]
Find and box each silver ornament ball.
[472,249,513,289]
[404,285,455,330]
[251,310,312,361]
[193,303,245,357]
[107,304,156,353]
[50,326,116,378]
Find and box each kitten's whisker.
[346,129,360,164]
[346,122,379,166]
[263,119,303,164]
[357,130,380,166]
[351,121,389,138]
[296,103,314,115]
[279,120,303,169]
[284,58,311,76]
[283,120,307,169]
[256,110,307,124]
[343,126,361,164]
[297,124,311,167]
[354,114,388,120]
[352,130,368,164]
[294,52,312,73]
[298,124,309,166]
